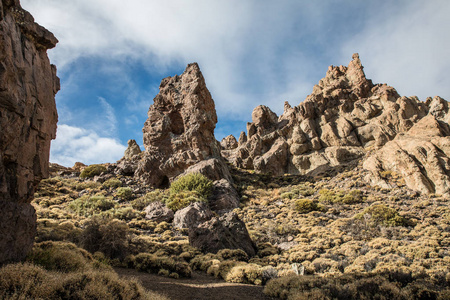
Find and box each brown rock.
[173,202,213,229]
[220,135,238,150]
[123,139,141,160]
[209,179,240,213]
[135,63,222,187]
[0,0,59,263]
[225,54,450,194]
[144,201,174,223]
[189,212,257,257]
[181,158,233,183]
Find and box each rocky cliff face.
[0,0,59,263]
[135,63,223,187]
[227,54,450,196]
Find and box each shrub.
[166,190,207,211]
[132,253,192,278]
[169,173,213,199]
[0,263,168,300]
[69,195,115,216]
[116,187,134,201]
[319,189,364,204]
[356,204,408,227]
[103,178,122,189]
[79,217,130,259]
[226,263,264,285]
[218,249,249,262]
[26,241,99,273]
[294,199,322,214]
[132,190,168,210]
[80,164,107,179]
[75,181,102,191]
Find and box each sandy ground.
[115,268,276,300]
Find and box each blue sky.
[21,0,450,167]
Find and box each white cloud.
[50,124,126,167]
[341,1,450,101]
[98,97,117,135]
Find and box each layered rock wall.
[0,0,59,263]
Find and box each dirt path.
[115,268,276,300]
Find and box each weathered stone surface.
[364,112,450,196]
[181,158,233,183]
[123,139,141,160]
[173,202,213,229]
[189,212,257,257]
[209,179,240,213]
[0,0,59,264]
[220,135,238,150]
[135,63,222,187]
[144,201,174,223]
[224,53,450,195]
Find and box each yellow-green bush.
[319,189,364,204]
[116,187,134,201]
[166,190,207,211]
[69,195,115,216]
[103,177,122,189]
[226,263,264,285]
[80,164,107,179]
[169,173,213,199]
[294,199,322,214]
[132,190,168,210]
[131,253,192,278]
[356,204,408,227]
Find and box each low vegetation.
[21,163,450,298]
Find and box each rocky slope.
[0,0,58,264]
[225,53,450,196]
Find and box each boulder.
[209,179,240,213]
[181,158,233,183]
[0,1,59,264]
[173,202,213,229]
[144,201,174,223]
[135,63,223,187]
[189,212,257,257]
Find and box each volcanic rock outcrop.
[227,54,450,196]
[0,0,59,263]
[135,63,224,187]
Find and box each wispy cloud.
[340,1,450,101]
[50,124,126,167]
[98,97,117,136]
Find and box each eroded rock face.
[173,202,213,229]
[227,53,450,195]
[189,212,257,257]
[0,0,59,263]
[144,201,174,223]
[220,134,238,150]
[135,63,222,187]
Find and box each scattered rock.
[189,212,257,257]
[173,202,213,229]
[144,202,174,223]
[0,1,59,264]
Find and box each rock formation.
[0,0,59,263]
[226,54,450,196]
[135,63,225,187]
[116,139,142,176]
[220,134,238,150]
